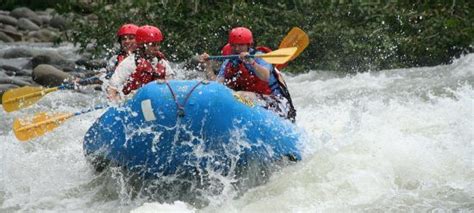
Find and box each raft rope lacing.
[162,80,207,117]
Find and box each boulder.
[9,7,42,26]
[75,58,107,69]
[32,64,72,87]
[0,28,22,41]
[27,29,59,42]
[14,75,35,84]
[38,15,52,26]
[1,65,32,76]
[31,52,76,71]
[0,70,7,78]
[0,77,31,86]
[3,47,34,58]
[45,8,56,15]
[3,24,17,32]
[0,31,14,42]
[0,65,20,72]
[0,14,17,26]
[49,15,67,30]
[17,18,40,31]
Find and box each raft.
[83,80,302,182]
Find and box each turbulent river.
[1,43,472,212]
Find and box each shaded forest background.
[2,0,473,72]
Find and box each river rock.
[27,29,59,42]
[2,47,34,58]
[32,64,72,87]
[0,83,18,92]
[31,52,75,71]
[0,14,17,26]
[17,18,40,31]
[14,75,35,84]
[45,8,56,15]
[2,24,17,32]
[0,31,14,42]
[0,65,20,72]
[10,7,42,26]
[75,58,107,69]
[38,15,52,26]
[49,15,67,30]
[1,65,32,76]
[0,28,22,41]
[0,70,7,78]
[0,77,31,86]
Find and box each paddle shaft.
[208,54,287,61]
[13,104,108,141]
[18,105,107,131]
[57,76,101,90]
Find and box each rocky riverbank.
[0,7,67,43]
[0,7,109,103]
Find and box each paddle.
[208,47,298,65]
[279,27,309,60]
[2,76,100,113]
[13,105,107,141]
[276,27,310,70]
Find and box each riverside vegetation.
[2,0,473,73]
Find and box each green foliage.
[0,0,61,10]
[65,0,473,72]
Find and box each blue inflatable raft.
[83,80,302,186]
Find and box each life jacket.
[116,52,127,65]
[221,43,232,55]
[223,48,273,95]
[256,46,297,122]
[104,51,130,80]
[122,52,166,95]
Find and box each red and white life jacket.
[122,55,166,95]
[116,53,127,65]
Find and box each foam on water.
[1,43,472,212]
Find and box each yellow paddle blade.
[2,86,59,112]
[279,27,309,61]
[13,112,73,141]
[256,47,298,64]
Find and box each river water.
[1,43,472,212]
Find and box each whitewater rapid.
[1,43,472,212]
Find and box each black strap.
[272,70,296,123]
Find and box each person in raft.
[74,23,139,87]
[106,25,175,101]
[199,27,297,122]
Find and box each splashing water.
[0,43,472,212]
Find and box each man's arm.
[240,52,272,82]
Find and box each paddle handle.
[208,54,291,61]
[208,54,258,61]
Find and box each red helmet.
[221,43,232,55]
[135,25,164,44]
[116,24,139,37]
[228,27,253,45]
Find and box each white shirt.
[108,53,174,93]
